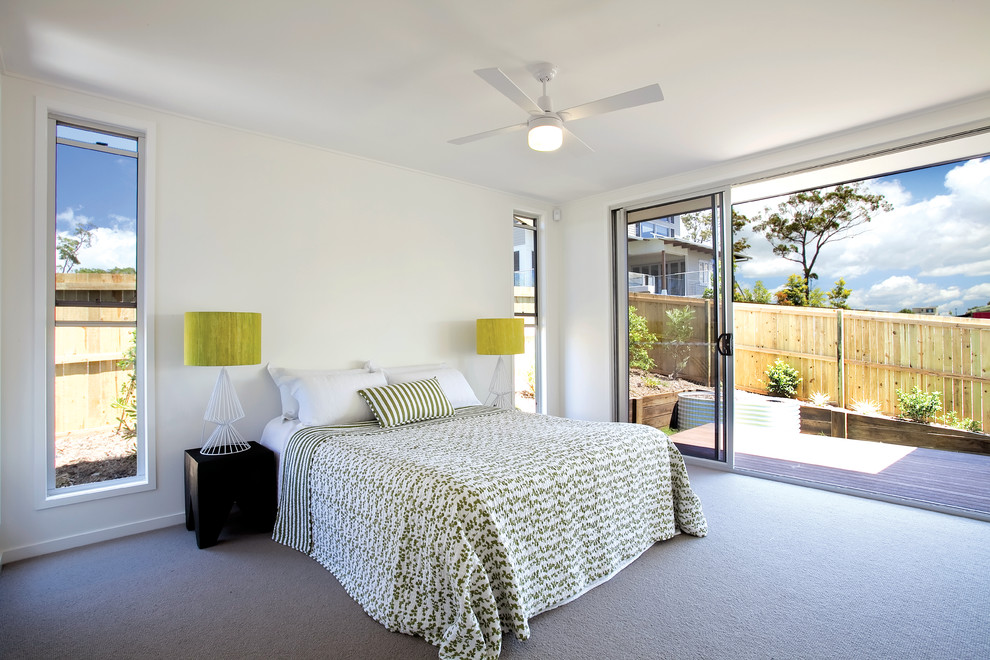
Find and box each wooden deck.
[673,423,990,515]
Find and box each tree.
[57,223,96,273]
[680,210,751,304]
[751,280,772,303]
[827,278,851,309]
[78,266,136,274]
[775,274,808,306]
[735,280,772,304]
[749,183,892,293]
[680,209,751,257]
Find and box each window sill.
[38,475,155,509]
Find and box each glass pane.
[53,122,139,489]
[514,319,537,414]
[729,156,990,514]
[55,142,137,275]
[513,215,539,411]
[627,194,723,461]
[56,124,138,152]
[55,306,137,324]
[514,224,536,315]
[54,326,137,487]
[513,214,536,229]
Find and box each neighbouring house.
[628,228,714,298]
[964,304,990,319]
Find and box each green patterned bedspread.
[274,406,707,659]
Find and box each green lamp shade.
[184,312,262,366]
[476,318,525,355]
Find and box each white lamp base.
[200,367,251,455]
[485,355,515,409]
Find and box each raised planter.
[799,404,990,456]
[629,391,680,430]
[735,392,800,434]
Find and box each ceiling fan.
[449,63,663,152]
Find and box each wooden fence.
[734,303,990,430]
[629,293,713,386]
[55,273,135,433]
[55,327,131,433]
[629,294,990,430]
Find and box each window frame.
[34,99,156,507]
[513,212,544,413]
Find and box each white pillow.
[381,364,481,408]
[287,370,388,426]
[267,363,369,420]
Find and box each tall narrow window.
[47,116,147,497]
[513,214,541,412]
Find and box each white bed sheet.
[260,416,307,492]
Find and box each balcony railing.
[628,270,709,297]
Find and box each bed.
[263,363,708,660]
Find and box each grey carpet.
[2,466,988,659]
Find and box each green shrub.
[628,306,658,371]
[958,417,983,433]
[112,331,137,439]
[942,410,982,432]
[663,306,695,379]
[642,374,662,389]
[896,386,942,423]
[761,359,801,398]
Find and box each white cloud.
[56,206,94,228]
[864,178,913,206]
[76,225,136,270]
[848,274,982,313]
[55,207,136,271]
[921,259,990,277]
[963,282,990,303]
[108,213,136,232]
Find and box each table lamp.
[184,311,262,454]
[476,317,525,409]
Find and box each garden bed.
[628,369,709,430]
[800,405,990,456]
[629,391,680,429]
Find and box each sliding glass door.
[615,192,732,462]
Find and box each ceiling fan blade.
[474,68,543,115]
[558,84,664,123]
[564,126,594,152]
[448,121,527,145]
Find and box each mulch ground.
[629,368,709,398]
[55,427,137,487]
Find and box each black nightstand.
[184,442,277,549]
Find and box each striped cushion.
[358,377,455,428]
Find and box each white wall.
[556,95,990,422]
[0,74,550,561]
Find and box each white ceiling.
[2,0,989,203]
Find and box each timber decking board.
[734,448,990,514]
[671,422,990,514]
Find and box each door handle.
[716,332,733,356]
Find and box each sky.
[55,127,137,272]
[733,156,990,315]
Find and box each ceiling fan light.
[528,116,563,151]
